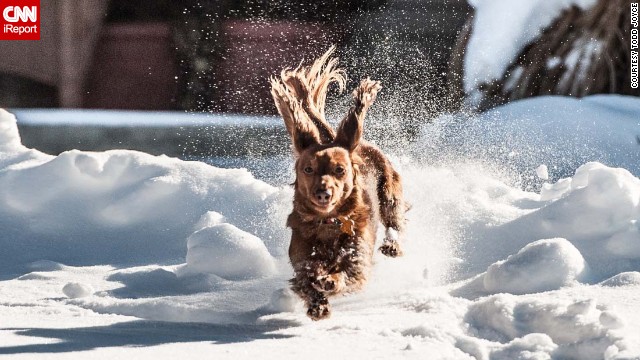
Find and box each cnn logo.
[1,0,40,40]
[3,6,37,22]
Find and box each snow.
[483,238,587,295]
[11,108,280,127]
[464,0,598,103]
[464,294,628,360]
[536,164,549,180]
[183,223,277,280]
[421,95,640,185]
[62,282,94,299]
[600,272,640,287]
[1,96,640,359]
[0,108,286,273]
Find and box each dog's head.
[270,49,378,216]
[288,108,363,215]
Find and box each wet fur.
[270,47,407,320]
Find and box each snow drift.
[1,95,639,359]
[482,238,587,295]
[0,109,289,274]
[420,95,640,185]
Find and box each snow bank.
[446,161,638,297]
[420,95,640,185]
[444,161,640,284]
[600,272,640,287]
[182,210,277,280]
[464,0,598,101]
[464,294,628,360]
[184,223,276,280]
[62,282,94,298]
[529,163,639,280]
[0,109,22,151]
[0,109,289,272]
[483,238,586,294]
[1,101,640,359]
[0,109,50,170]
[539,162,639,239]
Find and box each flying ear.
[289,102,321,153]
[271,77,321,153]
[334,78,381,152]
[334,107,363,152]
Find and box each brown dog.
[270,47,407,320]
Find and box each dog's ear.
[271,77,321,153]
[334,107,363,152]
[290,104,321,153]
[334,78,381,152]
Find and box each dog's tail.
[270,46,345,144]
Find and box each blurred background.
[0,0,470,112]
[0,0,636,162]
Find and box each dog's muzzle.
[315,189,332,204]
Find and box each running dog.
[270,47,407,320]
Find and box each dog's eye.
[303,167,314,174]
[335,166,345,175]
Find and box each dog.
[270,47,407,320]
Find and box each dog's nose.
[315,189,332,204]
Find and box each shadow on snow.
[0,320,294,354]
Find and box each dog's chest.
[314,224,344,241]
[308,230,359,270]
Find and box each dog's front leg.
[330,234,371,292]
[306,293,331,320]
[290,260,333,320]
[312,271,346,294]
[291,281,331,321]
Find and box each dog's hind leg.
[360,144,407,258]
[336,78,406,257]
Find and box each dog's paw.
[379,240,403,258]
[307,300,331,321]
[312,273,345,294]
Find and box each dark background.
[0,0,471,116]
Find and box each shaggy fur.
[270,47,407,320]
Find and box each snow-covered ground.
[1,95,639,359]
